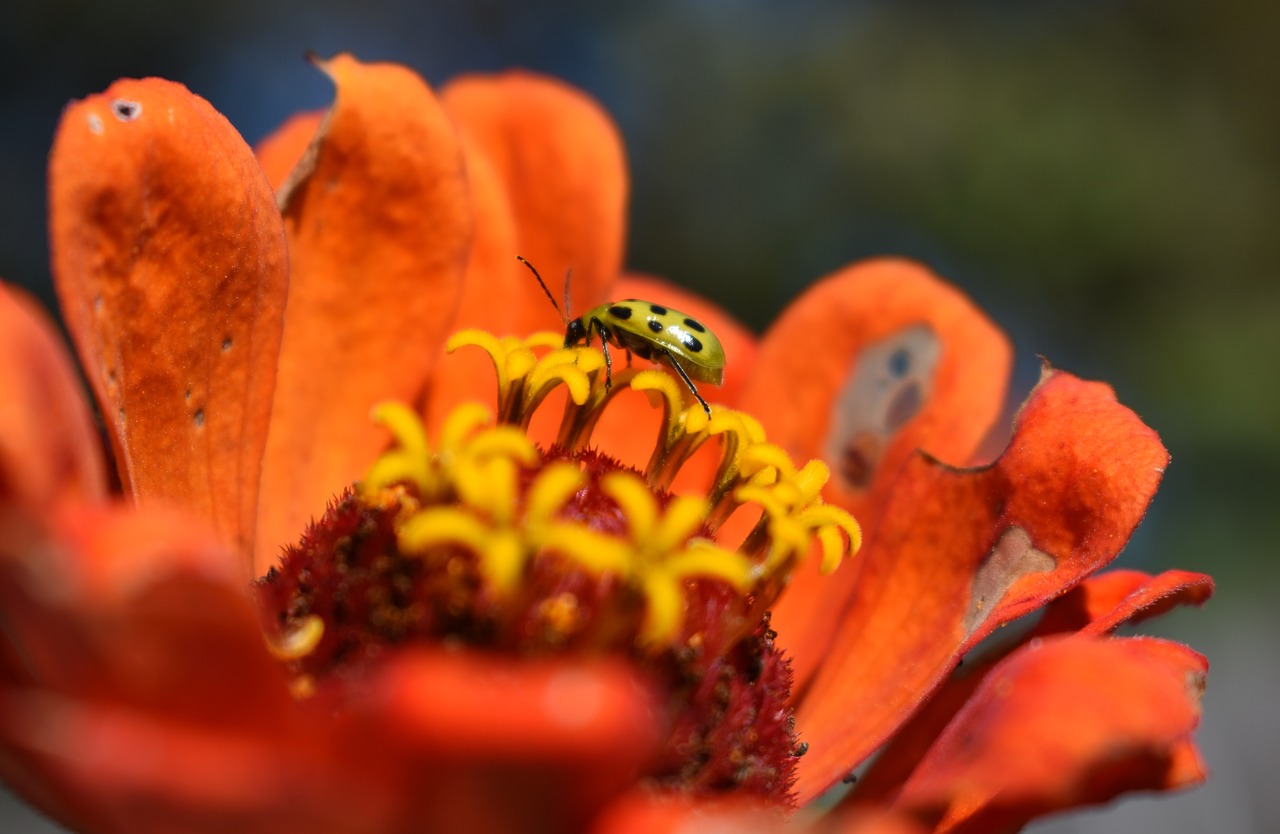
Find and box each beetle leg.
[661,348,712,417]
[592,318,613,391]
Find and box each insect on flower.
[518,255,726,416]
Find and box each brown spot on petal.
[963,526,1055,637]
[824,323,941,493]
[110,99,141,121]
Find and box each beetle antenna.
[562,267,573,318]
[517,255,569,324]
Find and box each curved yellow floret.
[361,329,863,647]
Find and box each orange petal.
[750,259,1010,691]
[356,650,661,833]
[792,368,1168,802]
[0,284,106,511]
[253,109,324,193]
[48,78,289,568]
[892,636,1207,834]
[256,54,471,574]
[1035,568,1214,637]
[849,569,1213,808]
[441,71,628,332]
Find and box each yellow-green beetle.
[518,256,725,416]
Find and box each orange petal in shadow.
[48,78,289,571]
[1035,568,1214,637]
[256,54,471,575]
[891,636,1207,834]
[792,367,1169,803]
[848,569,1213,809]
[0,284,106,511]
[442,71,628,334]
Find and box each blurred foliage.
[1,0,1275,592]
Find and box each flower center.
[253,331,861,803]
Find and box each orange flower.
[0,54,1211,834]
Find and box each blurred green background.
[1,0,1274,831]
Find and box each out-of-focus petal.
[589,793,926,834]
[256,54,471,574]
[441,71,628,333]
[0,689,373,834]
[589,794,783,834]
[0,503,294,726]
[748,259,1010,691]
[793,368,1168,802]
[354,650,662,834]
[0,502,313,832]
[48,77,289,570]
[849,569,1213,807]
[891,636,1207,834]
[254,109,324,193]
[0,284,106,511]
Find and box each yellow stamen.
[525,462,586,521]
[601,470,753,643]
[362,329,864,650]
[265,614,325,660]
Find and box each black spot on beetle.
[647,319,664,334]
[649,304,668,316]
[680,333,703,352]
[683,317,706,332]
[608,305,633,320]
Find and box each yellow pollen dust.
[360,330,862,646]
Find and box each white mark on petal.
[963,525,1056,638]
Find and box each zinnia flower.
[0,54,1212,834]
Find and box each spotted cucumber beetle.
[517,256,726,416]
